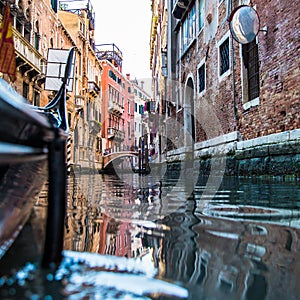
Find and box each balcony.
[88,81,100,97]
[13,28,44,80]
[172,0,191,19]
[108,101,124,116]
[95,43,123,70]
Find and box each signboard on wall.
[45,48,75,92]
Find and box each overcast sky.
[91,0,152,80]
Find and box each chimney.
[126,73,130,80]
[141,80,144,90]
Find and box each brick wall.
[177,0,299,144]
[236,0,300,140]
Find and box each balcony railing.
[13,28,44,75]
[95,43,123,69]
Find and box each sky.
[91,0,152,81]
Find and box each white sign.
[45,48,75,92]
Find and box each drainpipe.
[227,0,239,127]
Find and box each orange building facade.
[99,54,135,154]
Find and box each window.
[51,0,58,12]
[34,21,40,50]
[139,105,144,115]
[135,102,137,112]
[50,37,54,48]
[24,25,30,43]
[16,19,22,35]
[198,63,205,93]
[22,82,29,99]
[109,70,117,81]
[242,40,260,102]
[198,0,204,32]
[182,4,196,52]
[219,37,230,76]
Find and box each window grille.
[219,38,229,75]
[243,40,260,101]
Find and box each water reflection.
[62,173,300,299]
[1,172,300,299]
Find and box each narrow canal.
[1,170,300,299]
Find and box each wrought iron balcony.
[95,43,123,69]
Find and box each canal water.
[1,170,300,299]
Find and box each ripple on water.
[0,250,188,299]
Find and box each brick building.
[58,2,102,172]
[0,0,104,172]
[0,0,142,173]
[151,0,300,176]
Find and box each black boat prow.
[0,47,75,266]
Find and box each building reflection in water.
[63,173,300,299]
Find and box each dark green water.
[1,172,300,299]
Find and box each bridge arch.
[103,151,139,169]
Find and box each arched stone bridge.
[103,151,139,169]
